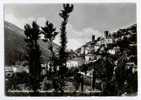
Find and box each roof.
[68,57,84,62]
[5,67,13,72]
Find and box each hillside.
[75,24,137,55]
[4,21,60,65]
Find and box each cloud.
[65,23,103,50]
[5,14,103,50]
[54,23,103,50]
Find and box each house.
[5,66,13,78]
[12,65,29,73]
[75,30,116,64]
[66,57,84,69]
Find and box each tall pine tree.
[59,4,73,77]
[24,21,41,95]
[41,21,58,72]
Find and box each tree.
[115,51,128,95]
[41,21,58,72]
[58,4,74,92]
[59,4,73,67]
[41,21,60,92]
[24,21,41,95]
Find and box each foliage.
[59,4,74,67]
[58,4,74,92]
[41,21,58,72]
[24,21,41,95]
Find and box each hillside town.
[5,23,137,96]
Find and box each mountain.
[4,21,60,65]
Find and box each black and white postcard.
[0,0,140,99]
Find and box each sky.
[4,3,136,50]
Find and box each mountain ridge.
[4,21,60,65]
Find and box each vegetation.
[58,4,74,92]
[41,21,58,72]
[59,4,74,72]
[24,21,41,95]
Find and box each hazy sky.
[5,3,136,50]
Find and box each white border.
[0,0,140,100]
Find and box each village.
[5,23,137,96]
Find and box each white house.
[66,57,84,69]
